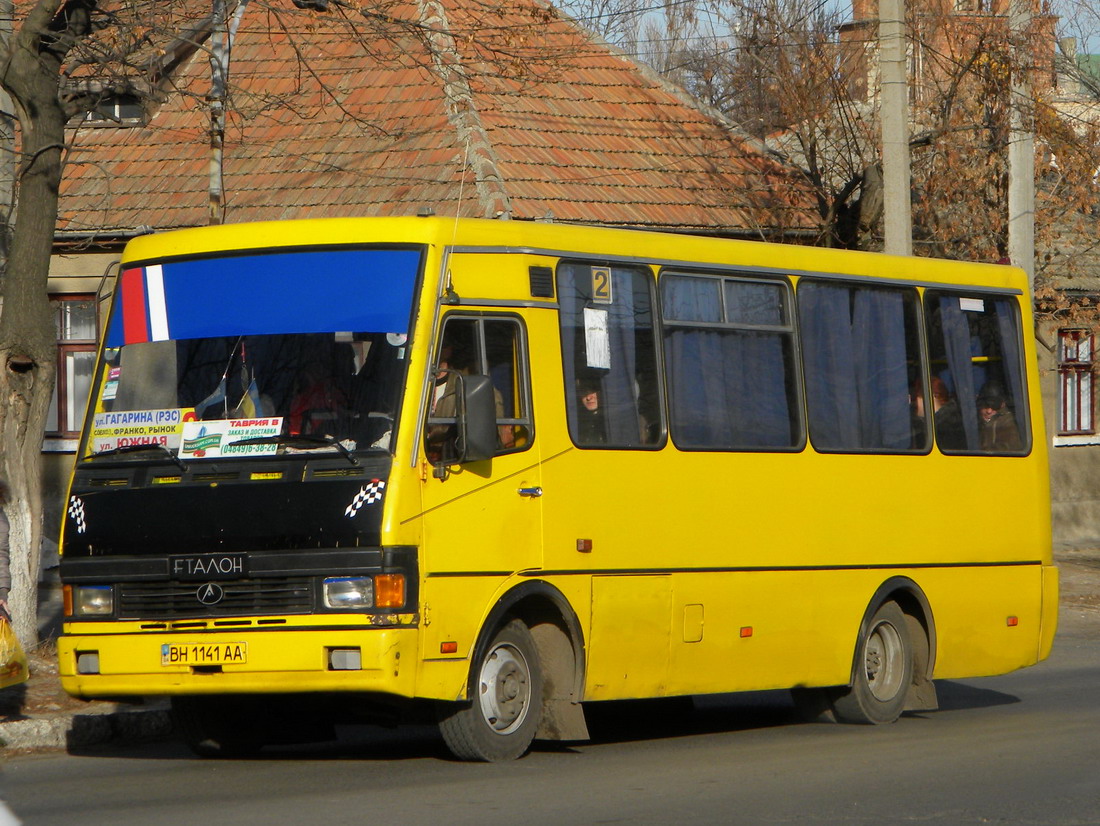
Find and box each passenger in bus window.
[930,375,966,450]
[426,344,464,460]
[576,380,607,445]
[289,360,347,437]
[427,342,510,458]
[977,382,1022,452]
[909,380,929,448]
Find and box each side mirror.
[456,374,497,463]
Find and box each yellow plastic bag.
[0,618,29,689]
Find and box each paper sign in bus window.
[584,308,611,370]
[959,297,985,312]
[92,407,196,453]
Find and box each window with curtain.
[661,273,800,450]
[924,291,1028,454]
[799,281,925,453]
[557,262,662,449]
[1058,330,1094,436]
[47,295,98,438]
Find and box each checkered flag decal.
[68,496,87,534]
[345,479,385,518]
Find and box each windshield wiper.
[227,434,359,466]
[89,443,188,472]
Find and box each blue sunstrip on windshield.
[107,247,422,346]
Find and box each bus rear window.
[925,291,1028,454]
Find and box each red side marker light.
[440,641,458,654]
[740,626,753,638]
[1006,616,1019,627]
[576,539,593,553]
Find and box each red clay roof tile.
[57,0,817,238]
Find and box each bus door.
[416,313,542,649]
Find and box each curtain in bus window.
[994,300,1025,442]
[801,285,860,448]
[800,283,910,451]
[852,289,910,449]
[937,296,981,450]
[662,276,794,449]
[601,280,642,444]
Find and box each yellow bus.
[58,216,1057,761]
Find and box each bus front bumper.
[58,624,419,699]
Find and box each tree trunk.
[0,0,80,647]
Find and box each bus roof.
[121,216,1029,294]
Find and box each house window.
[47,295,98,438]
[83,94,143,125]
[1058,329,1095,436]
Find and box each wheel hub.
[478,643,531,734]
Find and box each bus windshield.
[87,331,407,459]
[83,245,422,460]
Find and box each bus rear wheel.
[831,601,913,725]
[437,619,543,761]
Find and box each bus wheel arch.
[437,581,588,760]
[833,577,939,724]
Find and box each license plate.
[161,642,247,666]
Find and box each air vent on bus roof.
[529,266,554,298]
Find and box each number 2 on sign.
[591,267,613,304]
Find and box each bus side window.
[925,292,1028,454]
[557,262,663,449]
[799,281,925,453]
[661,273,800,451]
[425,315,533,463]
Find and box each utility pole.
[879,0,912,256]
[1008,0,1035,288]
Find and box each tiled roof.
[58,0,819,238]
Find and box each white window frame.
[1055,329,1096,444]
[45,294,98,450]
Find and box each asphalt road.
[3,598,1097,825]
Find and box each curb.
[0,706,173,751]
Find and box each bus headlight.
[72,585,114,617]
[323,576,373,609]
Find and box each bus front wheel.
[831,601,913,725]
[437,619,543,761]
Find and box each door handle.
[517,486,543,498]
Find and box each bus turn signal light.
[374,574,405,608]
[1007,616,1019,627]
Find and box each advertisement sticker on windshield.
[91,407,197,453]
[179,418,284,459]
